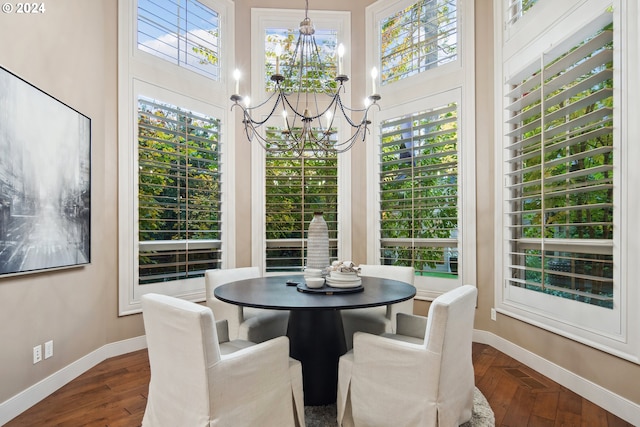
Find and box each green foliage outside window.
[264,28,338,93]
[509,25,614,307]
[380,104,459,277]
[137,97,221,284]
[380,0,457,85]
[265,128,338,271]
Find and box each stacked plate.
[326,271,361,288]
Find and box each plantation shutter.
[137,97,222,284]
[137,0,221,79]
[379,103,459,276]
[265,138,338,272]
[504,23,614,307]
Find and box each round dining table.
[214,274,416,406]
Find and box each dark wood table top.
[214,274,416,311]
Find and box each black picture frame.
[0,65,91,277]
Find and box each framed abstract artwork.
[0,66,91,277]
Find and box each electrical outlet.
[491,308,497,321]
[33,345,42,364]
[45,340,54,359]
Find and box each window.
[367,0,474,299]
[250,8,352,272]
[264,27,338,92]
[379,0,457,85]
[497,0,640,362]
[137,97,222,284]
[137,0,221,79]
[265,133,338,272]
[505,25,613,308]
[118,0,234,314]
[379,104,459,278]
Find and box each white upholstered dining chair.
[141,293,305,427]
[205,267,289,343]
[341,264,415,349]
[337,285,478,427]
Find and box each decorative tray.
[297,283,364,295]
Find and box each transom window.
[137,0,221,79]
[264,27,338,93]
[379,0,457,85]
[505,0,539,27]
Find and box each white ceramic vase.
[306,212,330,271]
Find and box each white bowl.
[305,277,325,289]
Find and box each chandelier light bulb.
[281,110,288,128]
[233,69,241,95]
[370,67,378,95]
[325,110,332,128]
[275,44,283,75]
[337,43,345,75]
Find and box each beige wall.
[0,0,146,404]
[0,0,639,417]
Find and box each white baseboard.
[473,330,640,426]
[3,332,639,426]
[0,335,147,426]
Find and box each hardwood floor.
[6,343,633,426]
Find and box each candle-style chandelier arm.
[320,126,368,153]
[231,91,281,127]
[335,96,380,128]
[237,111,277,152]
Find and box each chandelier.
[230,0,381,156]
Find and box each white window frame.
[366,0,476,300]
[117,0,235,315]
[249,8,353,274]
[494,0,640,363]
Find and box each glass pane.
[265,27,338,93]
[544,251,613,308]
[380,244,458,276]
[138,0,221,80]
[380,0,457,85]
[506,0,539,27]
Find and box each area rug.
[304,387,495,426]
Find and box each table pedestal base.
[287,309,347,406]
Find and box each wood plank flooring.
[6,343,634,426]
